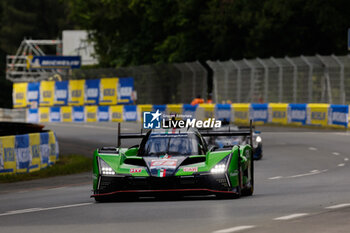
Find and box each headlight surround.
[99,158,116,175]
[211,164,226,174]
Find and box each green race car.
[91,126,254,201]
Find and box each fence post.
[301,56,313,103]
[243,59,254,102]
[332,55,346,105]
[185,62,196,99]
[271,57,283,103]
[285,56,298,103]
[230,59,241,103]
[206,60,219,103]
[256,58,269,103]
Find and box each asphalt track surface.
[1,122,350,233]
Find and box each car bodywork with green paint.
[91,127,254,201]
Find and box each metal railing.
[71,61,207,104]
[207,55,350,105]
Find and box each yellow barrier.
[13,83,28,108]
[68,80,85,106]
[232,103,250,125]
[0,136,16,174]
[100,78,118,105]
[307,103,329,126]
[269,103,288,125]
[110,105,123,122]
[167,104,183,119]
[137,104,153,122]
[39,107,50,122]
[85,105,97,122]
[40,81,55,106]
[61,106,72,122]
[197,104,215,120]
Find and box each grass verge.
[0,155,92,183]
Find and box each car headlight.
[256,136,262,143]
[211,164,226,174]
[99,158,116,175]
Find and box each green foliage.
[70,0,350,67]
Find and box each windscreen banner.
[54,81,68,106]
[85,79,100,105]
[215,104,231,122]
[288,104,307,125]
[328,105,348,128]
[13,82,28,108]
[27,82,40,108]
[250,103,268,124]
[68,80,85,106]
[268,103,288,125]
[39,81,55,107]
[307,104,329,126]
[99,78,118,105]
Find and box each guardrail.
[0,130,59,174]
[26,103,349,128]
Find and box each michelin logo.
[143,110,162,129]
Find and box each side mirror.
[125,147,139,156]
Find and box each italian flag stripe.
[158,169,166,177]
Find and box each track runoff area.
[0,119,350,233]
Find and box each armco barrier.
[0,131,59,174]
[26,103,349,128]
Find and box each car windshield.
[142,134,200,156]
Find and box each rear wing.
[116,120,254,148]
[199,120,254,147]
[117,123,146,147]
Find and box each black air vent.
[98,147,119,154]
[181,157,206,166]
[124,158,146,167]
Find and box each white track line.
[274,213,309,220]
[338,163,345,167]
[268,176,283,180]
[308,147,317,151]
[332,152,340,156]
[0,203,92,217]
[212,226,256,233]
[287,169,327,178]
[344,158,349,161]
[325,203,350,209]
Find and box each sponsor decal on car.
[130,168,142,173]
[183,167,198,172]
[150,159,177,168]
[158,169,166,177]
